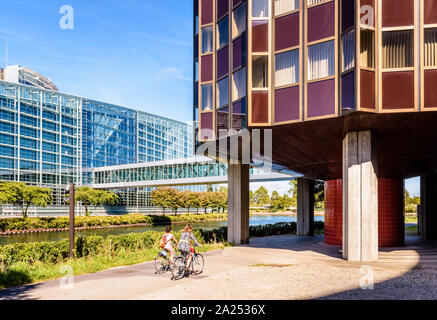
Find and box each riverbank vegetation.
[0,213,228,233]
[0,221,321,288]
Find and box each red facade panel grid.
[201,54,214,82]
[324,179,342,246]
[275,13,299,51]
[201,0,214,25]
[425,0,437,24]
[200,112,214,140]
[307,79,335,118]
[360,69,376,109]
[275,86,299,122]
[382,0,414,27]
[251,91,269,123]
[382,71,414,110]
[217,46,229,79]
[424,69,437,108]
[378,178,405,247]
[252,21,268,52]
[307,1,335,43]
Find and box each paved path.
[1,235,437,300]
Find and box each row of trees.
[150,187,228,215]
[250,180,325,210]
[0,182,119,218]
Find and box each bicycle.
[171,247,204,280]
[154,249,172,274]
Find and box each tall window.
[382,30,413,68]
[252,56,268,88]
[275,0,299,16]
[217,16,229,49]
[275,49,299,87]
[233,3,247,39]
[253,0,269,18]
[342,30,355,72]
[217,77,229,107]
[201,84,213,111]
[360,29,375,68]
[425,28,437,67]
[202,26,213,54]
[307,40,335,81]
[233,67,247,101]
[194,60,199,82]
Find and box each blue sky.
[0,0,421,196]
[0,0,194,122]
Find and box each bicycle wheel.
[154,255,168,274]
[172,256,186,280]
[192,253,204,275]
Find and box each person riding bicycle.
[160,226,178,264]
[177,224,201,271]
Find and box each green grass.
[0,242,228,289]
[405,215,418,223]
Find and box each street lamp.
[66,183,75,258]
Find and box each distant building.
[4,65,59,91]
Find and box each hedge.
[0,221,325,269]
[0,213,228,232]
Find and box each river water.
[0,214,324,245]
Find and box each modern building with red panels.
[194,0,437,261]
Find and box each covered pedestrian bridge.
[91,156,295,189]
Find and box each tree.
[254,186,270,207]
[249,190,255,207]
[314,180,325,210]
[199,192,211,213]
[181,191,200,214]
[150,188,169,215]
[0,181,53,218]
[287,179,298,208]
[270,191,283,210]
[282,194,292,210]
[74,186,119,216]
[164,188,182,215]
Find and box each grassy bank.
[0,213,228,233]
[0,221,317,289]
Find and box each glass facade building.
[0,80,193,206]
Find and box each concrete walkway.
[1,235,437,300]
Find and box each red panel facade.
[307,79,335,118]
[200,112,214,140]
[361,70,376,109]
[324,179,342,246]
[252,21,268,52]
[307,1,335,43]
[201,0,214,25]
[382,0,414,27]
[424,0,437,24]
[324,178,405,247]
[201,54,213,82]
[275,13,299,51]
[378,178,405,247]
[424,69,437,108]
[382,71,414,109]
[252,91,268,123]
[275,86,299,122]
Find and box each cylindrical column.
[324,179,342,246]
[378,178,405,247]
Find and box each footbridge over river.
[91,156,296,189]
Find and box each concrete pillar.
[417,204,423,237]
[343,131,378,262]
[420,174,437,239]
[297,178,314,236]
[227,161,250,245]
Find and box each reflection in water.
[0,215,324,245]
